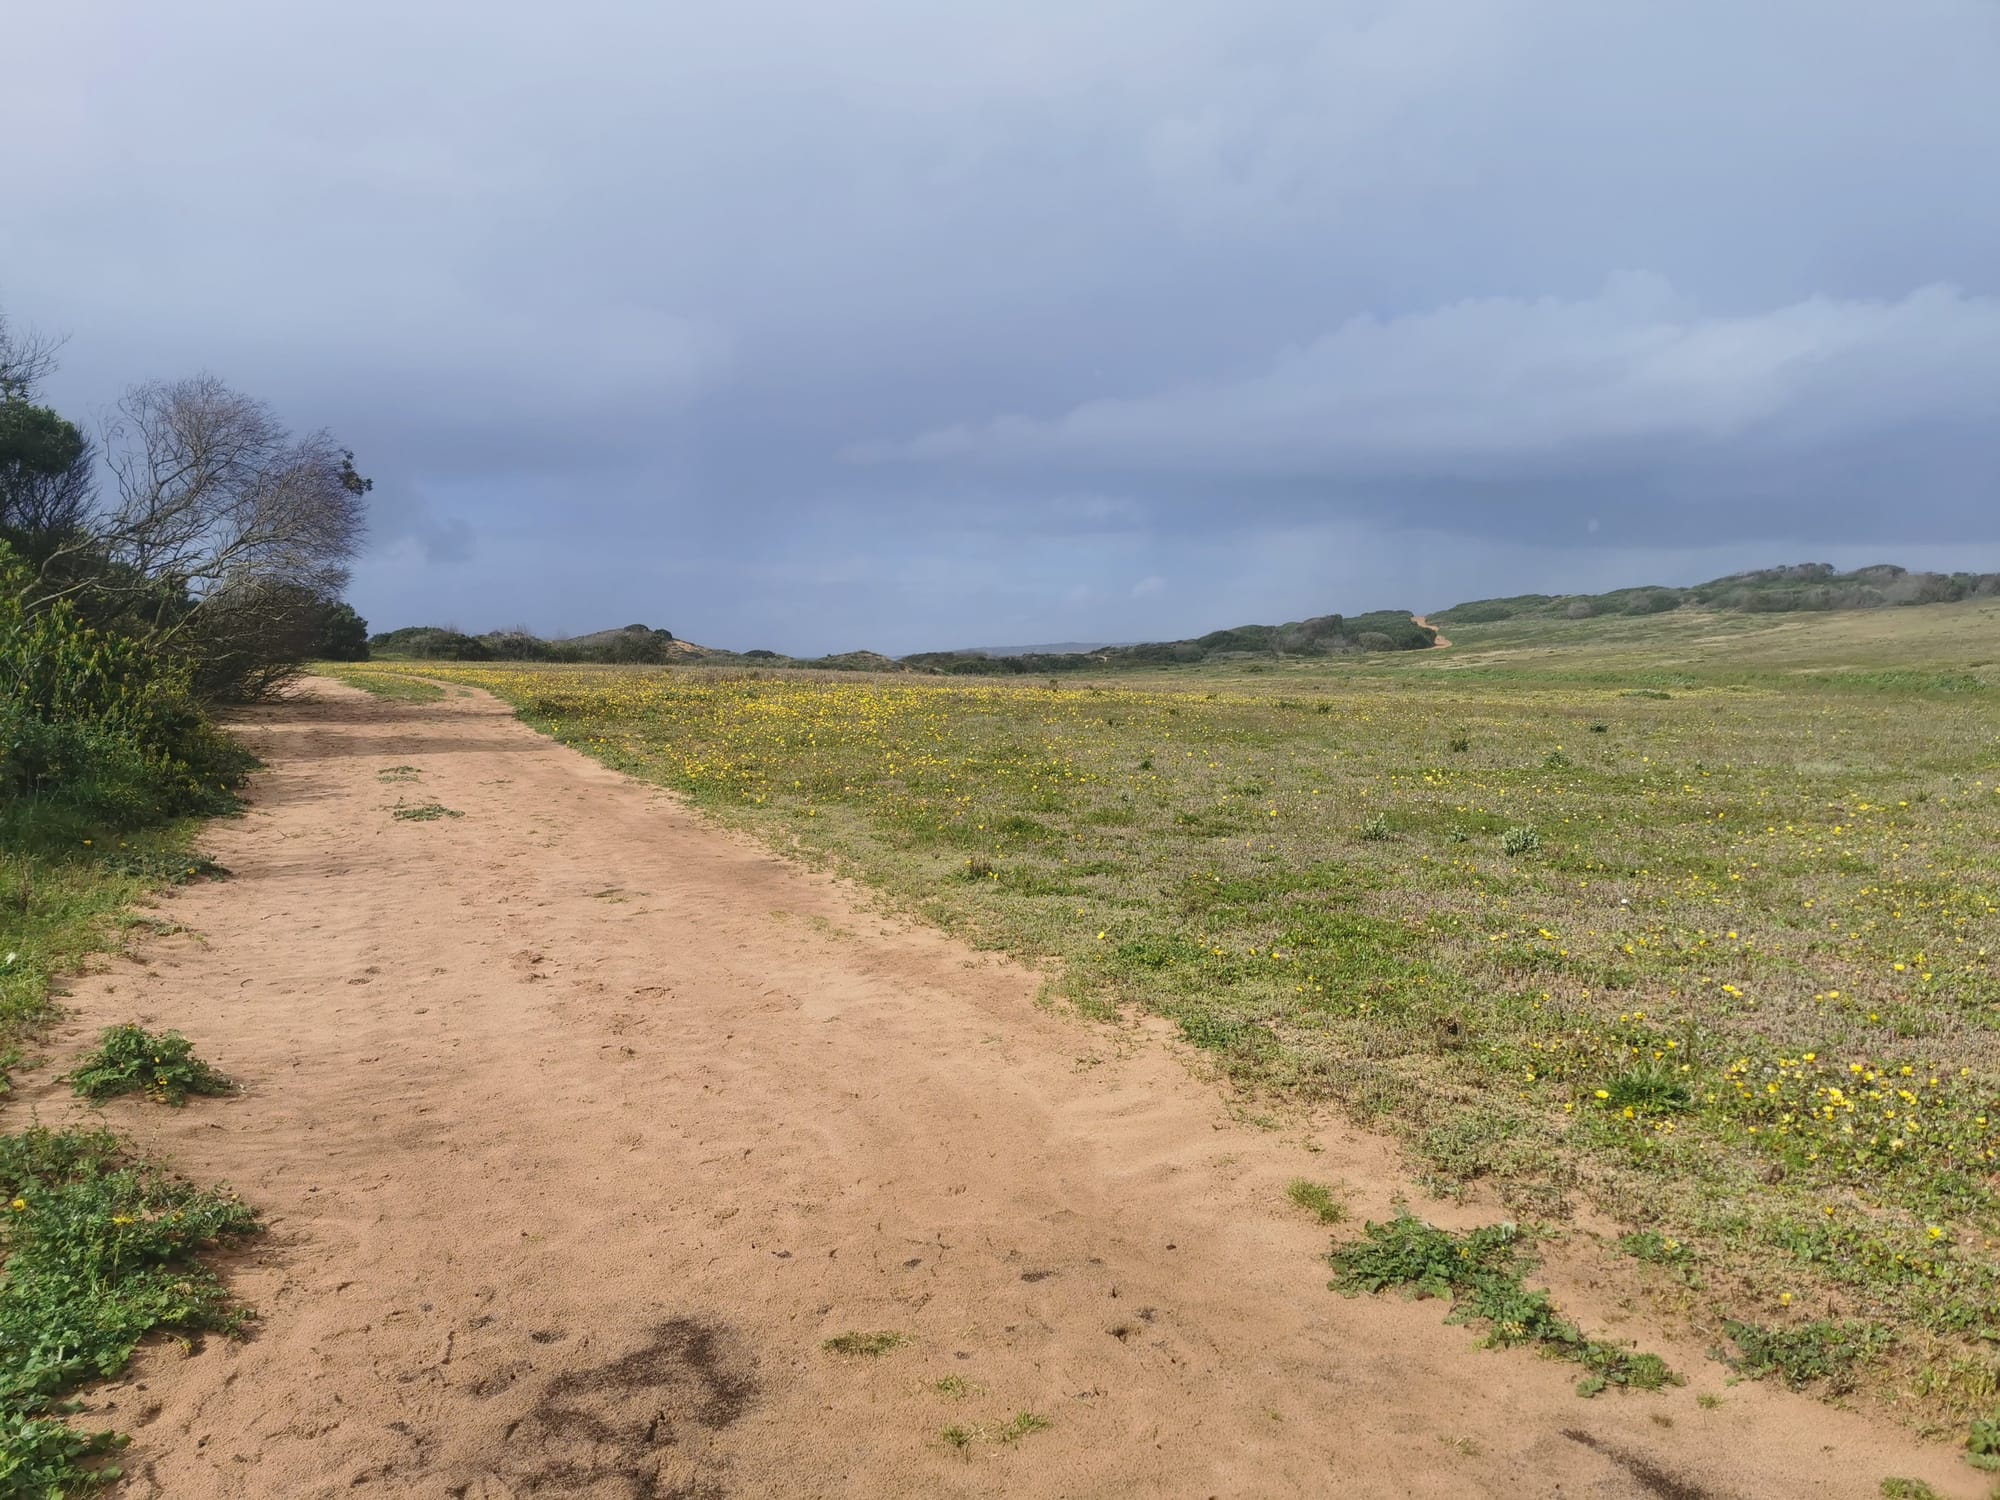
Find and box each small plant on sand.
[1962,1413,2000,1471]
[1286,1178,1349,1225]
[1329,1214,1675,1396]
[1716,1319,1890,1394]
[933,1375,979,1399]
[391,801,462,822]
[376,765,422,783]
[1879,1480,1942,1500]
[822,1330,907,1357]
[67,1024,231,1106]
[995,1411,1051,1443]
[0,1126,257,1492]
[941,1424,975,1451]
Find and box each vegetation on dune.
[357,599,2000,1447]
[906,608,1437,672]
[364,605,1440,678]
[1437,562,2000,629]
[3,306,310,1489]
[368,621,683,665]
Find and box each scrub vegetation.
[3,309,342,1491]
[341,594,2000,1449]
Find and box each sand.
[21,679,1978,1498]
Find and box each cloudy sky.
[6,1,1997,653]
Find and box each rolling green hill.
[1435,563,2000,629]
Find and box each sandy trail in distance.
[24,679,1976,1499]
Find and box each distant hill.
[952,641,1128,658]
[1435,563,2000,628]
[362,562,1998,678]
[369,622,690,665]
[904,609,1435,674]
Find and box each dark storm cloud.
[5,1,1997,653]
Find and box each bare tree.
[4,308,373,700]
[96,375,368,608]
[17,374,373,698]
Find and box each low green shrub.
[66,1025,232,1106]
[1330,1214,1675,1395]
[1,545,247,838]
[1717,1318,1890,1393]
[0,1127,256,1491]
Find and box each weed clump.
[1500,825,1541,855]
[995,1411,1050,1443]
[1286,1178,1349,1225]
[0,1126,257,1491]
[390,801,462,822]
[1357,813,1392,842]
[1330,1214,1675,1396]
[67,1024,231,1106]
[822,1330,907,1357]
[1717,1318,1890,1393]
[1967,1414,2000,1471]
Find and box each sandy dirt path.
[1412,615,1453,649]
[25,680,1975,1499]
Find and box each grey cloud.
[870,278,2000,482]
[5,0,1998,651]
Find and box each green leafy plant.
[67,1024,231,1106]
[1718,1318,1890,1393]
[0,1126,256,1492]
[1966,1413,2000,1471]
[1879,1479,1942,1499]
[1601,1060,1693,1115]
[1500,825,1541,855]
[1357,813,1392,842]
[1616,1229,1702,1287]
[1330,1214,1675,1395]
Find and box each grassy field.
[335,597,2000,1443]
[1,828,226,1076]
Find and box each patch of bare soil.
[26,681,1977,1497]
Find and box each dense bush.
[368,622,679,665]
[1,544,246,835]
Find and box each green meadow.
[344,596,2000,1435]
